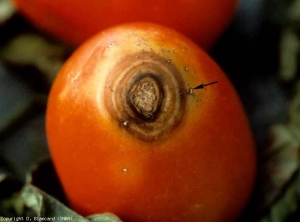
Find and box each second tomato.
[12,0,238,49]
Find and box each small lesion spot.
[186,87,196,97]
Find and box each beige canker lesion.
[104,51,186,142]
[129,77,160,120]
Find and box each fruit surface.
[12,0,238,49]
[46,22,256,222]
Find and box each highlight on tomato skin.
[46,22,257,222]
[11,0,239,49]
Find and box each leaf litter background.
[0,0,299,221]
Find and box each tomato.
[11,0,238,49]
[46,23,256,222]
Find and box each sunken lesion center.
[128,75,162,121]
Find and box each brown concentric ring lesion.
[104,51,186,142]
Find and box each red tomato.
[46,23,256,222]
[12,0,238,49]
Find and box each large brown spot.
[104,51,186,142]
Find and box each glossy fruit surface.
[46,23,256,222]
[12,0,238,49]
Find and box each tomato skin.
[12,0,238,49]
[46,23,256,222]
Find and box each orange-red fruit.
[12,0,238,49]
[46,23,256,222]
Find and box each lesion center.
[129,76,161,120]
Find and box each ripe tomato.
[12,0,238,49]
[46,23,256,222]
